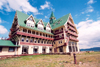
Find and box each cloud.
[86,18,89,20]
[82,5,94,14]
[76,20,100,49]
[81,0,95,14]
[87,0,94,4]
[0,18,1,23]
[40,1,54,11]
[45,16,48,18]
[40,1,50,10]
[97,17,100,20]
[0,25,8,34]
[87,15,90,16]
[0,0,40,15]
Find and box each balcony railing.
[20,42,52,46]
[54,37,64,40]
[54,30,63,34]
[67,21,75,27]
[17,31,54,41]
[10,28,19,32]
[66,30,78,37]
[68,26,76,32]
[69,36,79,42]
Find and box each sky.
[0,0,100,49]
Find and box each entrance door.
[59,46,63,52]
[54,48,57,53]
[34,48,38,53]
[22,48,28,54]
[42,48,46,54]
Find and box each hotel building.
[0,11,79,56]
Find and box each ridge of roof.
[16,11,53,35]
[50,13,70,29]
[16,10,70,32]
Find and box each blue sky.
[0,0,100,49]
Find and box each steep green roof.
[50,11,55,18]
[0,40,20,47]
[16,10,70,32]
[16,11,53,35]
[50,13,70,29]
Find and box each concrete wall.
[0,47,18,56]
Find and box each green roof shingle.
[16,10,53,35]
[50,13,70,29]
[0,40,20,47]
[16,10,70,32]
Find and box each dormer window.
[37,20,44,30]
[29,17,33,21]
[26,16,35,28]
[46,23,51,32]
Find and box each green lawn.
[0,52,100,67]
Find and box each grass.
[0,52,100,67]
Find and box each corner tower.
[49,11,56,24]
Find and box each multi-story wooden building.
[0,11,79,56]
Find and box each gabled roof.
[16,10,53,35]
[0,40,20,47]
[50,13,70,29]
[16,10,70,32]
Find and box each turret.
[49,11,56,24]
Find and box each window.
[38,27,44,30]
[34,40,37,43]
[26,38,29,42]
[28,30,31,33]
[0,47,2,52]
[26,23,30,26]
[54,42,55,44]
[59,41,60,44]
[23,29,27,32]
[9,47,15,52]
[21,38,24,42]
[29,17,33,21]
[59,34,62,38]
[30,39,33,42]
[47,29,51,32]
[44,41,46,44]
[72,42,74,45]
[75,42,77,45]
[41,40,43,43]
[61,41,62,43]
[59,28,61,32]
[38,40,40,43]
[69,41,71,45]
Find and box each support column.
[74,43,76,52]
[46,46,49,53]
[66,45,69,53]
[71,42,73,52]
[38,46,42,53]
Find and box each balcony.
[66,30,78,37]
[54,37,64,40]
[54,30,63,34]
[20,42,52,46]
[16,31,54,41]
[68,26,76,32]
[10,28,19,32]
[67,21,75,27]
[69,36,79,42]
